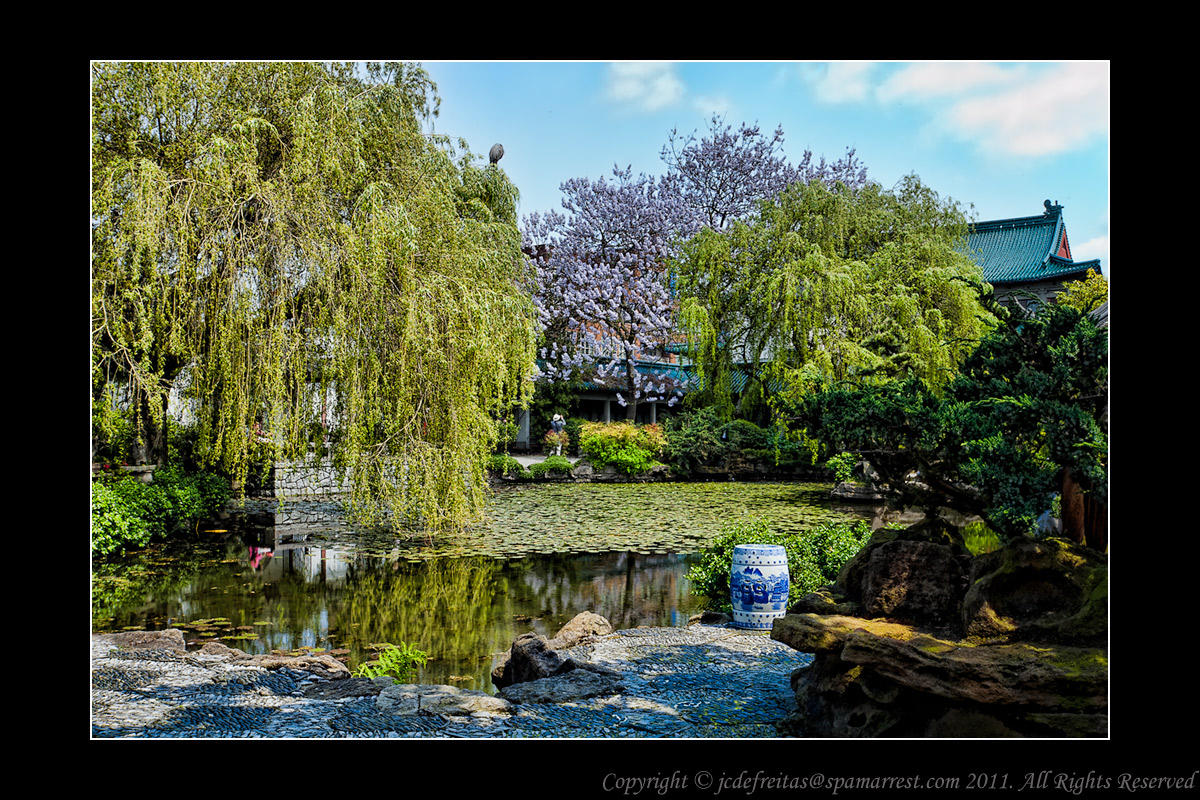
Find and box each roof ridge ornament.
[1043,199,1063,216]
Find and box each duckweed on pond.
[271,482,869,561]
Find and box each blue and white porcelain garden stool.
[730,544,790,630]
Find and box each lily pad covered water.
[93,482,869,690]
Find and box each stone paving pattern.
[92,624,812,738]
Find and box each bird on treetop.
[489,143,505,164]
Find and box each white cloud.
[941,62,1109,157]
[605,62,685,112]
[692,94,733,116]
[802,62,876,103]
[1074,234,1109,263]
[876,62,1024,103]
[798,61,1109,159]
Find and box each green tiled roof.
[966,205,1102,285]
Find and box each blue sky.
[421,60,1110,280]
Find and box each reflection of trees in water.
[335,557,503,670]
[95,533,706,686]
[505,552,701,632]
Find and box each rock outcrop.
[491,611,616,689]
[498,668,625,704]
[547,610,614,649]
[99,628,187,652]
[961,536,1108,642]
[195,641,352,679]
[771,522,1107,738]
[377,683,513,716]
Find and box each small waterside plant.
[687,515,873,612]
[353,642,430,684]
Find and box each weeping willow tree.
[91,61,538,531]
[674,175,995,419]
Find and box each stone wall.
[272,460,347,499]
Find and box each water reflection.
[94,483,870,692]
[94,519,705,692]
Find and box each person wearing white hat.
[550,414,566,455]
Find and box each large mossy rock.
[839,628,1107,710]
[861,539,966,626]
[834,517,971,629]
[772,614,1107,737]
[771,525,1108,738]
[787,587,862,618]
[772,614,919,654]
[962,536,1107,643]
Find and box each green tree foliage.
[661,407,812,475]
[674,175,994,420]
[1056,268,1108,314]
[784,297,1107,542]
[91,62,538,531]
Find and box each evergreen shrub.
[486,453,530,479]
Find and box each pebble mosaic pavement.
[92,624,812,738]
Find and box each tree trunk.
[624,354,638,421]
[1061,470,1106,552]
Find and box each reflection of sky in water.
[94,483,868,692]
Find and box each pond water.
[92,482,872,692]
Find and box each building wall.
[993,276,1080,310]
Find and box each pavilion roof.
[967,201,1102,285]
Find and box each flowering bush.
[578,421,666,475]
[543,429,569,453]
